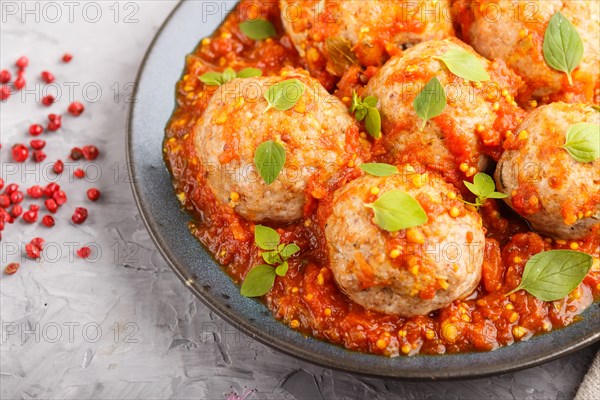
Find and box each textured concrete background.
[0,1,598,399]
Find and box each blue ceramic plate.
[127,0,600,379]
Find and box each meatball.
[324,169,485,316]
[456,0,600,104]
[194,70,366,223]
[364,38,524,190]
[495,103,600,240]
[280,0,454,77]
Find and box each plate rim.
[126,0,600,380]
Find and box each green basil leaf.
[436,47,490,82]
[221,67,236,83]
[262,250,282,265]
[509,250,593,301]
[275,261,289,277]
[363,96,378,108]
[365,190,428,232]
[237,67,263,79]
[199,71,223,86]
[486,192,509,200]
[543,11,583,85]
[255,224,280,250]
[359,163,400,177]
[240,265,277,297]
[264,79,305,112]
[365,108,381,139]
[281,243,300,259]
[563,122,600,163]
[240,19,276,41]
[414,77,446,130]
[355,108,368,121]
[254,140,286,185]
[473,172,496,198]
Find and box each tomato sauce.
[164,1,600,357]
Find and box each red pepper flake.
[0,70,11,84]
[32,150,46,163]
[30,139,46,150]
[0,195,9,208]
[52,190,67,205]
[22,210,38,224]
[5,184,18,195]
[0,85,10,101]
[11,144,28,163]
[30,237,45,249]
[74,168,85,179]
[44,198,58,213]
[41,215,55,227]
[87,188,100,201]
[70,147,84,160]
[77,246,91,259]
[44,183,59,197]
[41,71,55,84]
[4,263,20,275]
[10,205,22,218]
[68,101,84,116]
[25,243,40,259]
[10,191,23,204]
[27,185,43,199]
[62,53,73,63]
[16,56,28,69]
[72,207,88,224]
[53,160,64,174]
[29,124,44,136]
[82,145,99,160]
[41,95,55,107]
[14,76,25,90]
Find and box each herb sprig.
[508,250,593,301]
[239,19,276,41]
[264,79,305,113]
[350,92,381,139]
[543,11,583,85]
[365,190,428,232]
[463,172,507,208]
[359,163,400,177]
[254,140,286,185]
[413,77,446,130]
[563,122,600,163]
[435,47,490,82]
[199,67,262,86]
[240,225,301,297]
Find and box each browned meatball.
[495,103,600,239]
[455,0,600,104]
[324,168,485,316]
[364,38,524,190]
[194,70,367,223]
[280,0,455,77]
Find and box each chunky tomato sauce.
[164,1,599,356]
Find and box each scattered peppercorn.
[53,160,64,174]
[16,56,28,69]
[82,145,98,160]
[41,71,55,84]
[87,188,100,202]
[27,185,43,199]
[41,215,55,227]
[41,95,55,106]
[62,53,73,63]
[0,85,10,100]
[22,210,38,224]
[70,147,84,160]
[68,101,84,116]
[29,124,43,136]
[0,70,10,84]
[74,168,85,179]
[11,144,29,163]
[4,263,20,275]
[30,139,45,150]
[77,246,91,259]
[32,150,46,163]
[71,207,88,224]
